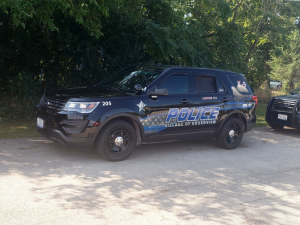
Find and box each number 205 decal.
[102,101,111,106]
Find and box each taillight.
[251,95,258,107]
[93,122,100,127]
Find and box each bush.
[0,72,42,121]
[254,87,273,104]
[254,87,287,104]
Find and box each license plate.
[278,114,287,121]
[37,117,44,129]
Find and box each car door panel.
[187,73,229,139]
[142,72,191,142]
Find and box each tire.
[216,118,244,149]
[269,123,284,129]
[95,120,137,161]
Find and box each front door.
[143,72,193,142]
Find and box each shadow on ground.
[1,126,300,224]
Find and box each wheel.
[95,120,137,161]
[217,118,244,149]
[269,123,284,129]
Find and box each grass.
[255,103,268,127]
[0,120,41,139]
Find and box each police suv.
[36,65,257,161]
[266,87,300,130]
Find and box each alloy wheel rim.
[108,130,130,153]
[226,124,240,145]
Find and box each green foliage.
[0,0,143,38]
[0,3,145,120]
[269,30,300,90]
[230,0,300,87]
[1,0,300,120]
[0,71,42,120]
[141,0,248,71]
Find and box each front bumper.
[266,97,300,128]
[37,125,95,149]
[266,110,300,128]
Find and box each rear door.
[187,72,228,139]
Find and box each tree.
[230,0,300,86]
[269,30,300,90]
[141,0,247,71]
[0,0,143,38]
[2,0,300,120]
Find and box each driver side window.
[158,74,189,94]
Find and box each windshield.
[97,66,166,93]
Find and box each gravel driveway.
[1,126,300,224]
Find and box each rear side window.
[228,75,252,93]
[195,76,217,93]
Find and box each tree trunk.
[232,0,244,22]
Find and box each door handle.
[221,97,230,102]
[180,99,190,104]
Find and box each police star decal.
[136,100,146,112]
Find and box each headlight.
[63,101,100,113]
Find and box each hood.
[275,94,300,100]
[46,86,132,100]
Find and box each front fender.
[93,109,145,139]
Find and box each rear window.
[227,75,252,93]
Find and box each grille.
[40,96,67,114]
[272,98,297,113]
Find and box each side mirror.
[148,88,168,98]
[290,90,295,95]
[134,84,143,94]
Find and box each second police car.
[266,87,300,130]
[36,65,257,161]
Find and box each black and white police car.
[266,87,300,130]
[36,65,257,161]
